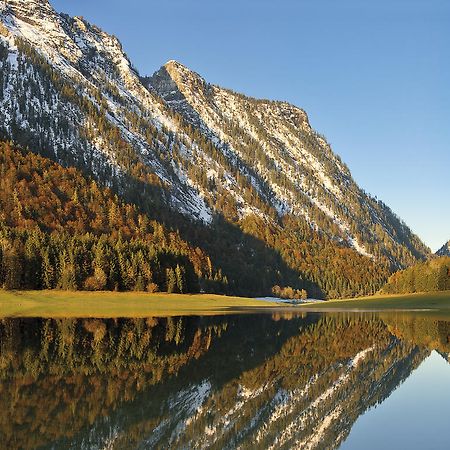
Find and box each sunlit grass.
[0,290,275,318]
[2,290,450,318]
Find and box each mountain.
[147,61,429,265]
[436,240,450,257]
[0,0,431,297]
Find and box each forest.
[0,141,221,293]
[381,256,450,295]
[0,141,396,297]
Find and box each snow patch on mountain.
[0,0,215,223]
[149,61,413,259]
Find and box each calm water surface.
[0,311,449,449]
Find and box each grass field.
[0,290,277,318]
[1,290,449,318]
[300,291,450,313]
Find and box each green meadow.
[1,290,449,318]
[0,290,275,318]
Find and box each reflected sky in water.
[341,351,450,450]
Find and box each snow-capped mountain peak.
[148,60,428,263]
[2,0,54,18]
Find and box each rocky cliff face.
[436,240,450,257]
[148,60,429,265]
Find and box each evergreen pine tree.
[175,264,185,294]
[166,267,177,293]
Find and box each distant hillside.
[436,241,450,257]
[381,257,450,295]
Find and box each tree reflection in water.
[0,312,448,449]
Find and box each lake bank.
[299,291,450,314]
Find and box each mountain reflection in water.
[0,312,449,449]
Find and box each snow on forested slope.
[436,240,450,257]
[148,60,430,264]
[0,0,213,223]
[0,0,430,268]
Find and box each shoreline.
[0,290,279,318]
[298,291,450,313]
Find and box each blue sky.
[52,0,449,251]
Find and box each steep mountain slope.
[0,0,430,296]
[436,240,450,257]
[147,61,429,266]
[0,0,212,222]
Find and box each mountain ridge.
[436,240,450,257]
[0,0,432,297]
[147,59,429,263]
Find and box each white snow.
[256,297,325,304]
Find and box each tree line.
[0,141,398,298]
[381,256,450,294]
[0,142,228,293]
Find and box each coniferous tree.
[175,264,185,294]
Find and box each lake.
[1,311,449,449]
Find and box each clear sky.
[52,0,449,251]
